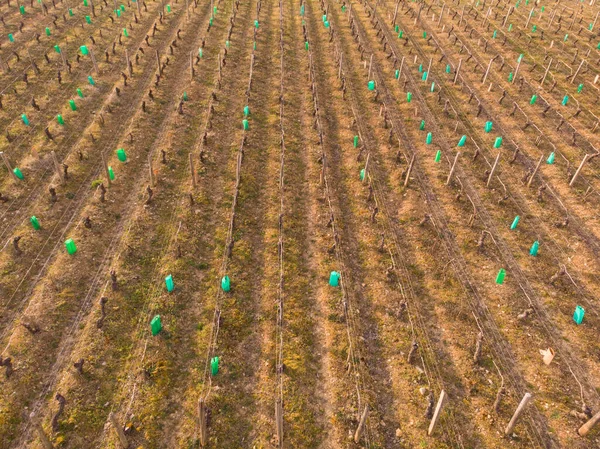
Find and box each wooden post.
[525,8,534,28]
[512,57,522,84]
[571,59,585,84]
[454,59,462,84]
[592,10,600,31]
[427,390,447,436]
[446,152,460,185]
[101,151,111,187]
[354,404,369,443]
[189,153,196,187]
[363,153,370,184]
[368,54,373,80]
[579,410,600,436]
[275,398,283,447]
[398,56,404,83]
[60,48,67,71]
[30,414,54,449]
[486,153,500,187]
[198,398,208,446]
[51,151,65,184]
[392,0,400,25]
[156,49,162,76]
[414,2,422,25]
[190,51,194,78]
[90,49,98,74]
[425,58,432,82]
[338,53,343,79]
[108,412,129,449]
[527,154,544,188]
[0,152,18,181]
[459,4,465,26]
[504,393,532,435]
[438,3,445,25]
[125,49,132,77]
[148,152,155,187]
[482,57,493,84]
[540,58,552,85]
[503,6,513,27]
[569,154,589,186]
[404,154,415,187]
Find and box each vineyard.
[1,0,600,447]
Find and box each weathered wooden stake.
[0,152,18,181]
[51,151,65,184]
[454,59,462,84]
[392,0,400,25]
[525,8,534,28]
[540,58,552,85]
[527,154,544,188]
[108,412,129,449]
[189,153,196,187]
[438,3,445,25]
[148,152,155,187]
[571,59,585,84]
[354,404,369,443]
[398,56,405,83]
[404,154,415,187]
[579,410,600,436]
[512,57,522,84]
[569,154,589,186]
[482,57,493,84]
[486,153,500,187]
[198,398,208,446]
[446,152,460,185]
[90,49,98,74]
[363,153,370,183]
[425,58,432,82]
[504,392,532,435]
[427,390,447,435]
[367,54,373,80]
[275,398,283,447]
[30,413,54,449]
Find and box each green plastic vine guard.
[394,69,399,79]
[562,95,569,106]
[80,45,89,55]
[457,135,467,147]
[496,268,506,284]
[508,72,513,82]
[123,28,129,37]
[65,238,77,254]
[242,119,249,130]
[368,80,375,90]
[85,15,91,24]
[493,136,503,148]
[198,48,203,58]
[421,71,427,81]
[166,4,171,12]
[116,148,127,162]
[108,166,115,180]
[426,132,432,144]
[398,30,403,38]
[529,240,539,256]
[532,25,537,32]
[430,82,435,92]
[209,18,213,26]
[563,34,568,42]
[492,30,497,38]
[510,215,520,230]
[445,64,451,73]
[213,5,217,14]
[434,150,441,162]
[45,27,51,36]
[120,4,125,11]
[244,106,250,117]
[69,8,73,15]
[57,114,64,125]
[573,306,585,325]
[517,53,523,63]
[419,120,425,130]
[8,34,14,42]
[225,40,230,49]
[30,216,40,230]
[83,0,88,5]
[69,99,77,111]
[323,14,327,22]
[546,152,555,164]
[254,20,259,28]
[221,276,231,292]
[183,92,188,101]
[530,94,537,105]
[353,135,359,148]
[360,168,365,181]
[88,75,95,86]
[151,315,162,335]
[485,121,493,133]
[305,41,309,50]
[329,271,340,287]
[77,88,84,98]
[54,45,61,53]
[211,356,219,375]
[13,168,23,179]
[577,83,584,93]
[324,20,330,28]
[21,113,29,126]
[300,4,304,15]
[422,31,427,39]
[418,64,423,73]
[407,92,412,103]
[20,5,25,14]
[395,25,399,33]
[165,274,174,292]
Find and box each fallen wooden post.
[569,154,589,186]
[527,154,544,188]
[354,404,369,443]
[486,153,500,187]
[504,392,532,435]
[428,390,447,435]
[198,398,208,446]
[275,398,283,447]
[446,152,460,185]
[579,410,600,436]
[108,412,129,449]
[404,154,415,187]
